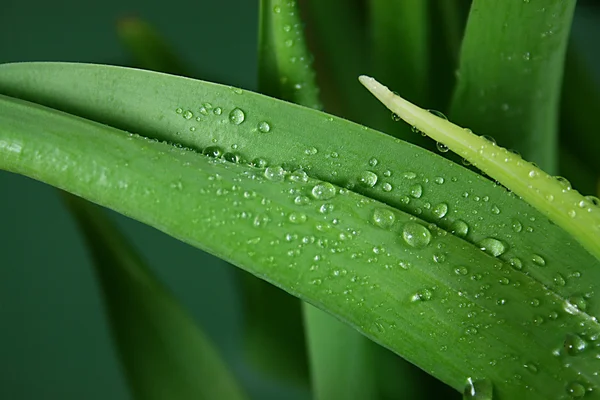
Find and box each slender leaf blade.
[62,194,247,400]
[2,78,600,398]
[450,0,577,173]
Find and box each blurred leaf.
[560,45,600,190]
[303,304,376,400]
[450,0,576,173]
[2,64,600,398]
[117,17,188,76]
[368,0,431,148]
[300,0,374,122]
[62,193,247,400]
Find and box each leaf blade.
[62,194,247,400]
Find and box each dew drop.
[368,157,378,167]
[511,219,523,232]
[531,254,546,267]
[213,107,223,115]
[305,147,318,155]
[428,109,448,120]
[175,107,183,114]
[509,257,523,270]
[432,203,449,219]
[391,113,401,122]
[257,121,271,133]
[555,176,572,190]
[372,208,395,229]
[564,296,587,314]
[564,333,588,356]
[183,110,193,119]
[450,220,469,237]
[477,238,507,257]
[434,176,445,184]
[311,182,336,200]
[382,183,393,192]
[402,222,432,248]
[409,184,423,198]
[264,165,285,181]
[288,212,307,224]
[229,108,245,125]
[203,146,223,158]
[359,171,378,188]
[463,377,493,400]
[553,274,566,287]
[411,288,433,302]
[455,266,469,276]
[436,142,449,152]
[490,205,500,215]
[565,381,586,398]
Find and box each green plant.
[1,0,599,399]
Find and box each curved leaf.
[1,64,600,397]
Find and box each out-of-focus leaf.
[450,0,576,173]
[62,193,247,400]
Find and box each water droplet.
[434,176,445,184]
[436,142,449,152]
[411,288,433,302]
[553,274,566,287]
[565,296,587,314]
[490,205,500,215]
[564,333,588,356]
[463,378,493,400]
[229,108,245,125]
[183,110,193,119]
[432,203,449,218]
[372,208,395,229]
[428,109,448,120]
[359,171,378,188]
[511,219,522,232]
[311,182,336,200]
[264,165,285,181]
[455,266,469,275]
[223,152,241,163]
[555,176,572,190]
[523,362,538,374]
[566,381,586,398]
[450,220,469,237]
[478,238,507,257]
[273,5,281,13]
[203,146,223,158]
[481,135,497,145]
[586,195,600,206]
[382,183,393,192]
[509,257,523,270]
[409,184,423,198]
[402,222,432,248]
[391,113,401,122]
[368,157,378,167]
[213,107,223,115]
[305,147,318,155]
[175,107,183,114]
[250,157,267,168]
[284,39,294,47]
[257,121,271,133]
[531,254,546,266]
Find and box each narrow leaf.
[117,17,188,76]
[360,75,600,262]
[2,70,600,397]
[449,0,577,172]
[62,193,247,400]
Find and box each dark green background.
[1,1,599,399]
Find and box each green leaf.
[258,2,376,397]
[117,17,188,77]
[61,193,247,400]
[303,304,377,400]
[449,0,577,173]
[560,46,600,189]
[360,75,600,262]
[368,0,431,148]
[2,64,600,398]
